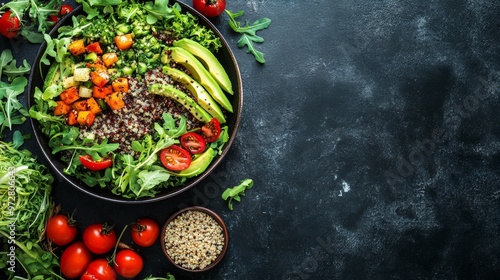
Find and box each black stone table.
[1,0,499,279]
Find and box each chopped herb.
[222,178,254,210]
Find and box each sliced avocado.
[149,83,212,123]
[43,62,61,91]
[167,47,233,113]
[173,38,234,95]
[176,148,216,177]
[162,66,226,124]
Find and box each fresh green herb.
[222,178,254,210]
[0,0,62,43]
[225,9,271,64]
[0,49,30,139]
[0,141,63,279]
[144,273,176,280]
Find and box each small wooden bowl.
[160,206,229,272]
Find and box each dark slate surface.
[1,0,499,279]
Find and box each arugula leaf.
[226,10,271,64]
[0,49,30,81]
[222,179,254,210]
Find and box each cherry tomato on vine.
[193,0,226,17]
[180,132,207,154]
[81,259,116,280]
[0,11,20,39]
[59,4,74,15]
[114,249,144,278]
[60,242,92,279]
[79,155,113,171]
[46,214,77,246]
[200,118,221,142]
[131,218,160,247]
[83,223,117,254]
[160,145,192,171]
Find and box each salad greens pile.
[0,141,62,280]
[0,49,30,140]
[30,0,230,199]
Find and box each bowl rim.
[160,206,229,272]
[27,1,243,204]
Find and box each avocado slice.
[166,47,233,113]
[162,66,226,124]
[149,83,212,123]
[176,147,216,177]
[173,38,234,95]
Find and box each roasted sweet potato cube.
[92,85,113,99]
[105,92,125,110]
[68,39,86,56]
[86,97,102,114]
[54,101,71,116]
[67,110,78,126]
[112,77,129,93]
[77,111,96,126]
[91,71,110,87]
[71,100,89,111]
[86,42,103,54]
[102,53,119,67]
[60,87,80,104]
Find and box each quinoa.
[79,68,203,154]
[164,210,225,270]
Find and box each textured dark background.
[1,0,499,279]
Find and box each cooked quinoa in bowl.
[161,206,229,271]
[28,2,242,203]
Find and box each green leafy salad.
[29,0,235,199]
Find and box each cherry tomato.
[160,145,192,171]
[48,15,59,24]
[83,223,117,254]
[81,259,116,280]
[79,155,113,171]
[131,218,160,247]
[0,11,20,39]
[180,132,207,154]
[200,118,221,142]
[114,249,143,278]
[60,242,92,279]
[193,0,226,17]
[60,4,74,15]
[46,214,77,246]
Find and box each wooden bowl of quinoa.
[161,206,229,272]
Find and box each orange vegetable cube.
[60,87,80,105]
[102,53,119,67]
[112,77,129,93]
[105,92,125,110]
[114,34,133,50]
[86,62,107,72]
[86,97,102,114]
[54,101,71,116]
[92,85,113,99]
[90,71,110,87]
[67,111,78,126]
[86,42,103,54]
[71,100,89,111]
[77,111,96,126]
[68,39,86,56]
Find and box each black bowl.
[28,2,242,203]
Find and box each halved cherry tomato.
[180,132,207,154]
[114,249,143,278]
[79,155,113,171]
[200,118,221,142]
[60,242,92,279]
[46,214,77,246]
[83,223,117,254]
[60,4,74,15]
[48,15,59,24]
[193,0,226,17]
[81,259,116,280]
[160,145,192,171]
[0,11,20,39]
[131,218,160,247]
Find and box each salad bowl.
[28,2,242,203]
